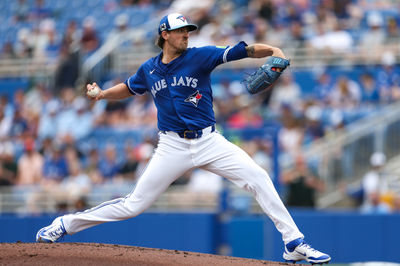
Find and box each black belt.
[161,125,215,139]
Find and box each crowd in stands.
[0,0,400,213]
[1,0,399,60]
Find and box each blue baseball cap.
[158,13,198,35]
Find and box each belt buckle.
[183,130,195,139]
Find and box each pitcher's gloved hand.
[244,56,290,95]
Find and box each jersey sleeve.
[124,65,147,95]
[197,41,249,71]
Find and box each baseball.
[87,85,100,98]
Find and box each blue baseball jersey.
[125,41,248,131]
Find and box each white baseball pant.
[62,126,304,243]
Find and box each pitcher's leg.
[201,133,303,243]
[63,138,193,234]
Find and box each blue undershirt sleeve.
[224,41,249,62]
[197,41,249,71]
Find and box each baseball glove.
[244,56,290,95]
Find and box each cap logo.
[176,15,187,23]
[160,23,167,32]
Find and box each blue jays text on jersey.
[150,76,198,97]
[124,41,248,132]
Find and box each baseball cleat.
[283,238,331,264]
[36,217,66,243]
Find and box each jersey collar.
[154,49,189,73]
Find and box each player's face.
[165,27,189,53]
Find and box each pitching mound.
[0,243,297,266]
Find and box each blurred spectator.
[331,0,352,19]
[313,72,333,103]
[213,79,238,123]
[9,109,29,138]
[59,162,92,205]
[359,11,386,60]
[168,0,214,17]
[80,16,100,56]
[33,18,60,59]
[377,52,400,103]
[29,0,52,21]
[1,42,16,59]
[98,144,121,182]
[284,21,306,49]
[13,0,30,23]
[386,17,400,45]
[12,88,25,111]
[278,106,304,157]
[102,100,127,127]
[96,77,128,127]
[54,45,80,92]
[110,14,130,41]
[279,2,302,26]
[56,88,80,141]
[360,191,391,214]
[252,18,270,44]
[64,145,82,171]
[192,18,226,47]
[38,99,60,140]
[107,14,142,47]
[227,95,263,129]
[135,142,154,178]
[361,152,391,208]
[0,95,13,118]
[14,28,34,58]
[232,11,256,43]
[269,73,302,114]
[17,138,44,185]
[281,154,325,207]
[62,20,81,51]
[241,139,272,173]
[125,93,157,129]
[359,72,380,104]
[38,137,53,158]
[119,145,139,181]
[313,3,338,32]
[73,196,89,211]
[266,22,289,48]
[69,97,94,140]
[37,160,91,213]
[392,194,400,213]
[251,0,275,22]
[308,21,353,54]
[303,104,325,144]
[24,82,47,117]
[0,142,17,186]
[329,76,361,109]
[84,148,103,184]
[42,144,69,184]
[0,108,12,139]
[0,163,11,186]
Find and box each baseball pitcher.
[36,13,331,264]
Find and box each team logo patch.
[176,15,187,22]
[160,23,167,31]
[185,90,202,107]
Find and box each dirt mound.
[0,243,297,266]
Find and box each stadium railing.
[300,101,400,208]
[0,57,55,78]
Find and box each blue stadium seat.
[0,78,30,99]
